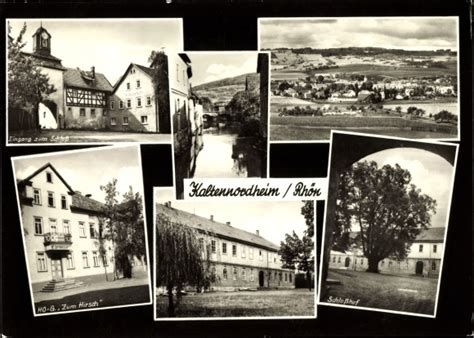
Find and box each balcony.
[44,232,72,251]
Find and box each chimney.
[91,66,95,79]
[210,215,214,221]
[85,194,92,198]
[226,221,231,226]
[256,230,260,236]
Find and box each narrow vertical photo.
[259,17,459,141]
[12,145,152,316]
[154,188,316,320]
[318,131,458,317]
[171,52,269,198]
[7,18,183,145]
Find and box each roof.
[178,53,191,64]
[70,194,104,213]
[135,64,154,77]
[64,68,113,92]
[19,163,74,193]
[33,26,51,38]
[112,63,153,93]
[156,203,280,252]
[21,51,66,71]
[413,227,445,242]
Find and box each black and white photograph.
[318,131,458,317]
[172,52,269,198]
[154,188,315,319]
[11,145,152,316]
[259,17,459,142]
[7,18,183,145]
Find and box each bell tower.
[32,24,51,56]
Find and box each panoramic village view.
[259,18,459,141]
[7,19,183,144]
[155,189,315,318]
[172,52,268,198]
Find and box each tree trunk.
[167,286,175,317]
[306,270,312,291]
[367,256,380,273]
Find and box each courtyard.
[155,289,315,318]
[322,269,438,315]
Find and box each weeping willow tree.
[156,213,216,317]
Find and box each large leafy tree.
[279,201,315,290]
[226,90,260,120]
[8,22,56,129]
[156,213,215,316]
[148,50,171,133]
[334,161,437,273]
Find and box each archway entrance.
[416,261,424,275]
[258,270,264,287]
[344,257,351,268]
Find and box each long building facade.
[328,227,445,277]
[157,203,295,291]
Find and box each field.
[155,289,315,318]
[322,269,438,315]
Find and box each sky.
[259,18,458,51]
[356,147,455,230]
[8,19,183,85]
[186,53,258,86]
[13,146,144,203]
[154,188,310,246]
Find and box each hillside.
[193,73,259,104]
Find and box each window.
[381,260,385,266]
[431,261,436,270]
[222,242,227,254]
[63,220,70,234]
[289,273,292,283]
[146,96,152,106]
[47,191,55,208]
[37,252,47,272]
[93,251,100,267]
[249,248,254,260]
[259,250,263,261]
[136,80,141,88]
[137,97,142,107]
[242,269,246,281]
[34,217,43,235]
[337,257,341,263]
[223,267,228,280]
[198,238,204,251]
[66,252,75,269]
[119,101,124,109]
[126,99,131,108]
[33,188,41,205]
[279,272,282,281]
[111,118,117,126]
[90,108,96,117]
[285,273,287,282]
[80,108,86,117]
[126,82,130,90]
[332,256,336,263]
[250,269,254,282]
[61,195,68,209]
[141,116,148,124]
[79,222,86,237]
[233,267,237,280]
[89,223,97,238]
[110,101,115,110]
[49,219,57,233]
[419,244,423,253]
[46,172,53,183]
[433,245,437,253]
[82,252,89,268]
[232,244,237,256]
[211,240,216,253]
[123,117,129,125]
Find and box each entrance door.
[345,257,351,267]
[415,261,424,275]
[258,271,264,287]
[51,258,64,280]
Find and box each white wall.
[38,102,58,129]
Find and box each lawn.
[35,284,150,315]
[156,289,315,318]
[322,269,438,315]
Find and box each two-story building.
[329,227,445,277]
[157,203,295,291]
[17,163,116,292]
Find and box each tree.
[278,81,291,92]
[434,110,457,124]
[279,201,314,290]
[225,90,260,120]
[156,213,215,316]
[333,161,437,273]
[148,50,171,133]
[395,106,402,114]
[8,22,56,130]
